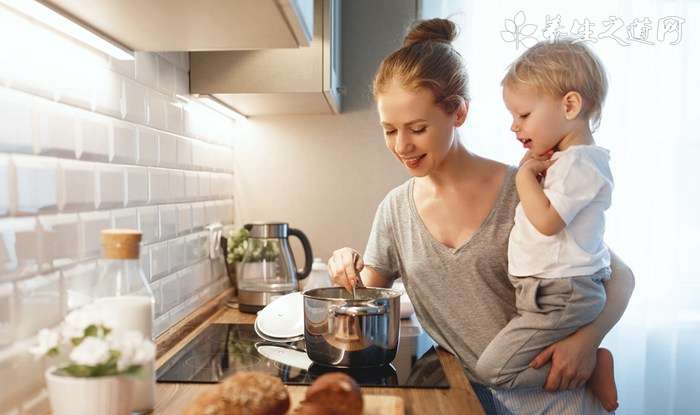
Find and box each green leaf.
[123,365,142,376]
[61,364,92,377]
[84,325,98,337]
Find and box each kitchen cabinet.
[40,0,314,50]
[189,0,342,116]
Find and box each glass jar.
[92,229,154,413]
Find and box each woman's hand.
[328,247,364,292]
[529,329,599,391]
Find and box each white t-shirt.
[508,145,613,278]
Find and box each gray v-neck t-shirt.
[364,166,611,413]
[364,167,519,382]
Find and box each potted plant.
[30,303,155,415]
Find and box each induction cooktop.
[156,323,450,389]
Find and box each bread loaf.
[183,371,290,415]
[302,373,363,415]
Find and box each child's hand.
[519,149,554,167]
[519,158,556,183]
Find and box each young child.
[474,39,619,412]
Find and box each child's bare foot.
[588,348,619,412]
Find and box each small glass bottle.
[93,229,155,413]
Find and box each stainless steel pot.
[302,287,401,367]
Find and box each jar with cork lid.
[92,229,155,413]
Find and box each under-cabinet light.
[0,0,134,60]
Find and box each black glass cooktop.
[156,323,450,388]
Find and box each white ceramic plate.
[254,319,304,343]
[255,343,313,371]
[255,291,305,339]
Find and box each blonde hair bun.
[373,17,469,114]
[403,18,458,48]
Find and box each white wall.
[0,5,236,412]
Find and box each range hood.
[40,0,314,50]
[190,0,342,116]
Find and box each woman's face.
[376,81,465,177]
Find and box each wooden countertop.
[154,290,485,415]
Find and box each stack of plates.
[254,291,305,343]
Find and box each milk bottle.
[93,229,155,413]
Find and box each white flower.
[107,331,156,371]
[61,304,106,340]
[29,328,60,357]
[130,339,156,367]
[69,337,111,367]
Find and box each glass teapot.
[237,222,312,313]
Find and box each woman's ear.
[454,98,469,127]
[562,91,583,120]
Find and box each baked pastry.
[182,388,226,415]
[220,372,290,415]
[183,371,290,415]
[303,372,363,415]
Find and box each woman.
[328,18,634,414]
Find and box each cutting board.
[288,389,405,415]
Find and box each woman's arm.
[329,247,393,291]
[530,250,635,391]
[577,250,635,345]
[360,266,393,288]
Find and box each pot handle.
[334,303,386,316]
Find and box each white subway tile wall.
[125,165,149,207]
[13,156,59,215]
[77,113,110,162]
[0,8,237,411]
[0,155,10,217]
[138,206,160,244]
[159,205,178,240]
[58,159,95,212]
[110,121,138,164]
[111,208,138,230]
[96,164,124,209]
[79,211,111,258]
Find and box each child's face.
[377,80,465,177]
[503,84,568,156]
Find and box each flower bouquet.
[30,303,155,415]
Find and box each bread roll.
[220,372,290,415]
[303,372,363,415]
[183,371,290,415]
[182,388,226,415]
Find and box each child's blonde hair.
[502,39,608,131]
